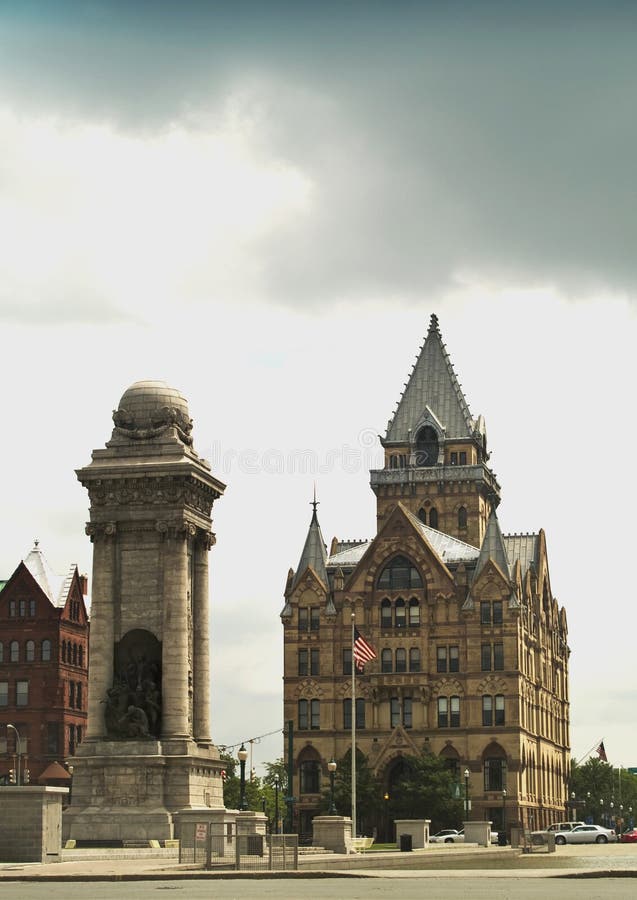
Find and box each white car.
[554,824,618,845]
[430,829,461,843]
[440,828,500,844]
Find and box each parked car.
[545,822,586,833]
[430,829,461,843]
[620,829,637,844]
[441,828,500,843]
[554,824,618,845]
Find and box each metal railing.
[179,821,298,871]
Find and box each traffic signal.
[9,768,16,784]
[23,769,30,784]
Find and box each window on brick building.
[298,649,309,676]
[390,697,400,728]
[408,598,420,626]
[481,644,492,671]
[26,640,35,662]
[403,697,413,729]
[10,641,19,662]
[343,648,352,675]
[47,723,59,755]
[42,639,51,662]
[381,648,392,673]
[395,598,406,629]
[0,682,8,707]
[299,759,320,794]
[449,645,459,672]
[429,507,439,529]
[409,647,420,672]
[438,696,448,727]
[16,680,29,706]
[0,642,3,663]
[343,698,366,730]
[395,648,407,673]
[494,643,504,670]
[310,649,320,676]
[458,506,467,528]
[437,646,447,673]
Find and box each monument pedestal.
[64,738,225,843]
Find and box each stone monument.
[64,380,226,842]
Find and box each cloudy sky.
[1,1,635,773]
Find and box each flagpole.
[573,738,606,766]
[351,612,357,840]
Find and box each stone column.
[161,523,192,738]
[193,530,212,743]
[85,524,116,740]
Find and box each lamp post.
[274,775,280,834]
[328,759,337,815]
[600,798,604,827]
[610,801,614,830]
[384,792,390,842]
[586,791,591,822]
[502,789,507,839]
[7,724,22,786]
[571,791,576,822]
[238,744,248,811]
[464,768,470,821]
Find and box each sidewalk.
[1,844,636,881]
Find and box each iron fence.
[179,821,298,871]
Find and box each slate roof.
[385,314,478,443]
[291,502,329,590]
[472,510,512,582]
[503,533,540,578]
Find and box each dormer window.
[377,555,423,590]
[415,426,439,467]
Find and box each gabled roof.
[385,314,477,443]
[404,508,480,565]
[23,541,77,608]
[290,501,329,591]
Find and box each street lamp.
[464,768,470,821]
[600,798,604,827]
[610,801,614,829]
[7,724,22,786]
[238,744,248,811]
[274,775,280,834]
[328,759,337,815]
[571,791,576,822]
[384,792,390,842]
[586,791,591,821]
[502,789,507,839]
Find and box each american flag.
[597,741,608,763]
[353,627,377,672]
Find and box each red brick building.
[0,542,89,784]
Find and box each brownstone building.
[281,314,570,836]
[0,542,89,784]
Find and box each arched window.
[377,556,423,590]
[42,639,52,662]
[381,648,393,673]
[395,598,406,629]
[389,455,398,469]
[409,647,420,671]
[26,640,35,662]
[458,506,467,529]
[61,642,67,663]
[429,507,438,529]
[73,644,78,665]
[417,508,427,524]
[415,425,439,467]
[78,646,84,668]
[299,759,321,794]
[381,599,392,629]
[395,648,407,673]
[408,598,420,626]
[10,640,19,662]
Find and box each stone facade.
[282,316,570,837]
[65,380,226,842]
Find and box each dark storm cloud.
[2,0,636,308]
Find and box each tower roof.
[472,509,512,582]
[23,540,77,608]
[385,314,477,443]
[291,496,329,591]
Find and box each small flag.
[597,741,608,763]
[353,627,377,672]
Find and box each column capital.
[85,522,117,542]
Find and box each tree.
[571,758,637,828]
[326,749,383,835]
[389,750,464,832]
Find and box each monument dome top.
[112,380,193,445]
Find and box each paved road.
[1,876,637,900]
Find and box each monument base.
[64,738,225,843]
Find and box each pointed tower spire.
[385,313,475,442]
[473,509,511,583]
[291,491,329,590]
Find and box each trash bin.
[400,833,412,852]
[497,831,507,846]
